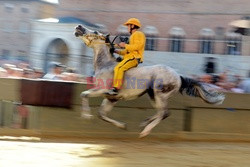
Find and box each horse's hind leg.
[140,111,169,139]
[140,90,169,128]
[140,109,170,128]
[139,90,174,138]
[98,98,127,129]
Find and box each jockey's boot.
[105,87,119,96]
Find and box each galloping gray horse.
[75,25,225,138]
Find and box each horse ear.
[105,34,111,43]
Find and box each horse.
[74,25,225,138]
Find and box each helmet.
[124,18,141,28]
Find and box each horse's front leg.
[99,98,127,129]
[80,88,107,119]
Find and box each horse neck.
[93,44,116,71]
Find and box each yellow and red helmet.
[124,18,141,28]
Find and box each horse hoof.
[116,123,127,130]
[81,113,93,119]
[80,91,89,98]
[139,131,150,138]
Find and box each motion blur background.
[0,0,250,79]
[0,1,250,166]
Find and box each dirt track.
[0,138,250,167]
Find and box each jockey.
[106,18,146,95]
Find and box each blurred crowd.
[192,71,250,94]
[198,56,250,94]
[0,62,85,82]
[0,61,250,94]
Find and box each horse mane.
[92,35,117,71]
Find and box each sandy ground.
[0,137,250,167]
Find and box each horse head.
[74,25,109,48]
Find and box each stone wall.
[0,78,250,141]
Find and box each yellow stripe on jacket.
[118,31,146,62]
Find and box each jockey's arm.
[124,32,145,52]
[116,49,127,56]
[116,32,145,56]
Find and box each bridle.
[83,34,107,46]
[81,33,120,57]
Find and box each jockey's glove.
[116,57,123,62]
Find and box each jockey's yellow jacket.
[118,31,146,62]
[113,31,146,89]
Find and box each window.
[143,26,159,51]
[170,36,184,52]
[225,32,242,55]
[169,27,185,52]
[145,36,157,50]
[199,28,215,54]
[2,49,10,60]
[200,39,213,54]
[4,3,14,12]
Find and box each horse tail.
[179,76,225,105]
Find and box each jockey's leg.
[113,58,138,89]
[98,98,126,129]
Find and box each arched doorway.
[44,38,69,72]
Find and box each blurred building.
[1,0,249,77]
[56,0,250,55]
[0,0,57,64]
[30,17,104,74]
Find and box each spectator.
[33,68,44,79]
[23,68,34,79]
[230,75,244,93]
[238,71,250,93]
[199,74,213,83]
[203,57,217,74]
[0,67,7,77]
[239,79,250,93]
[43,62,65,80]
[61,68,79,81]
[12,67,24,78]
[3,64,16,77]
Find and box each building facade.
[56,0,250,55]
[0,0,57,63]
[1,0,250,76]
